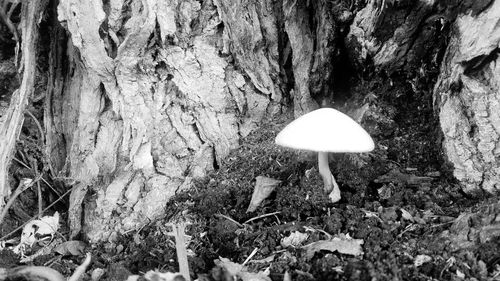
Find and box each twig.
[12,156,30,169]
[13,157,61,198]
[0,0,19,42]
[430,221,454,228]
[34,163,43,217]
[7,0,19,19]
[28,157,43,218]
[166,223,191,281]
[0,177,40,225]
[68,253,92,281]
[243,211,281,225]
[25,110,45,146]
[397,224,419,238]
[0,185,73,241]
[242,247,258,266]
[215,213,243,228]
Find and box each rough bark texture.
[346,0,500,194]
[214,0,281,136]
[0,0,45,210]
[434,1,500,194]
[52,0,286,241]
[283,0,318,117]
[346,0,444,72]
[447,202,500,250]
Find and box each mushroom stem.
[318,152,341,202]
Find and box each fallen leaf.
[214,257,272,281]
[303,234,363,259]
[215,257,243,276]
[54,240,87,256]
[400,208,414,222]
[377,184,393,200]
[247,176,281,212]
[281,231,309,247]
[38,212,60,234]
[13,212,60,255]
[414,254,432,267]
[362,209,382,222]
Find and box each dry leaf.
[377,184,392,200]
[414,254,432,267]
[13,212,60,255]
[400,208,414,221]
[215,257,243,276]
[303,234,364,259]
[281,231,309,247]
[54,240,87,256]
[214,257,272,281]
[247,176,281,212]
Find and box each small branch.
[215,213,243,228]
[242,247,259,266]
[0,0,19,42]
[28,157,43,218]
[12,157,61,198]
[7,0,20,19]
[0,177,38,225]
[68,253,92,281]
[25,110,46,147]
[243,211,281,225]
[33,162,43,218]
[166,223,191,281]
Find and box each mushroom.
[275,108,374,202]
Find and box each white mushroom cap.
[275,108,375,152]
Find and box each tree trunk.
[346,0,499,195]
[434,1,500,195]
[51,0,293,241]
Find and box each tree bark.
[347,0,499,195]
[52,0,289,241]
[434,1,500,195]
[0,0,46,210]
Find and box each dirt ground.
[2,73,500,281]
